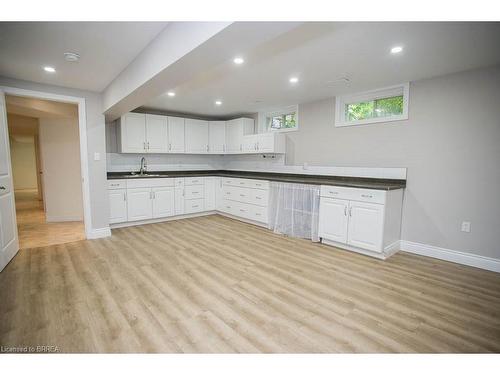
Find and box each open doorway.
[6,95,85,249]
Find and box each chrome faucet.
[139,157,147,175]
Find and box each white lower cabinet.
[318,185,403,258]
[220,177,269,224]
[152,187,175,219]
[127,188,153,221]
[174,178,185,215]
[108,189,127,224]
[318,198,349,244]
[204,177,217,211]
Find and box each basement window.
[335,83,409,127]
[263,105,298,132]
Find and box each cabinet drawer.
[320,185,385,204]
[221,199,268,224]
[126,178,174,189]
[185,177,204,186]
[248,179,269,190]
[251,205,268,223]
[185,199,204,214]
[250,189,269,206]
[222,177,242,187]
[185,185,204,200]
[173,178,185,187]
[108,180,127,189]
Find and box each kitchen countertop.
[107,170,406,191]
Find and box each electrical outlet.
[93,152,100,161]
[303,162,309,170]
[461,221,471,233]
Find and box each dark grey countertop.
[107,170,406,191]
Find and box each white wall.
[0,76,109,233]
[39,117,83,221]
[9,137,37,190]
[281,65,500,260]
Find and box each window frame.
[334,83,409,128]
[261,105,299,133]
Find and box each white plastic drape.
[268,182,321,242]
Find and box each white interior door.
[145,114,168,153]
[167,116,185,153]
[318,198,349,244]
[347,201,385,252]
[185,119,209,153]
[208,121,226,153]
[152,187,175,218]
[0,91,19,272]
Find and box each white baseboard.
[86,227,111,239]
[400,240,500,273]
[46,215,83,222]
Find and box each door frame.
[0,86,92,238]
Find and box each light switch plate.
[461,221,471,233]
[94,152,100,161]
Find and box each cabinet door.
[318,198,349,244]
[167,116,185,153]
[347,201,384,252]
[174,186,185,215]
[214,177,224,211]
[256,133,274,152]
[225,119,243,153]
[120,113,146,153]
[108,189,127,223]
[127,188,153,221]
[242,135,257,153]
[208,121,226,153]
[204,177,216,211]
[145,114,168,153]
[185,119,209,153]
[152,187,175,218]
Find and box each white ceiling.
[142,22,500,118]
[0,22,167,91]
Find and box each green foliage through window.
[268,112,297,130]
[346,95,403,122]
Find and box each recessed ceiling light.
[43,66,56,73]
[215,100,222,106]
[64,52,80,62]
[289,77,299,84]
[390,46,403,54]
[233,57,244,65]
[167,91,176,97]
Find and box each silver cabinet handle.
[329,191,338,195]
[349,206,352,217]
[123,193,127,201]
[344,206,347,216]
[256,196,261,200]
[361,194,373,198]
[143,141,147,151]
[206,144,209,152]
[240,144,242,151]
[255,213,261,216]
[192,205,199,208]
[240,209,246,212]
[240,194,245,197]
[256,141,259,150]
[169,143,172,151]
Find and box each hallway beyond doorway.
[15,189,84,249]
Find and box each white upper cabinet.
[118,112,147,153]
[225,118,255,153]
[145,114,168,153]
[116,114,285,155]
[167,116,185,153]
[208,121,226,154]
[185,119,209,154]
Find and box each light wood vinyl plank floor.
[14,189,85,250]
[1,215,499,353]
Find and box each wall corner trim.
[400,240,500,273]
[86,227,111,240]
